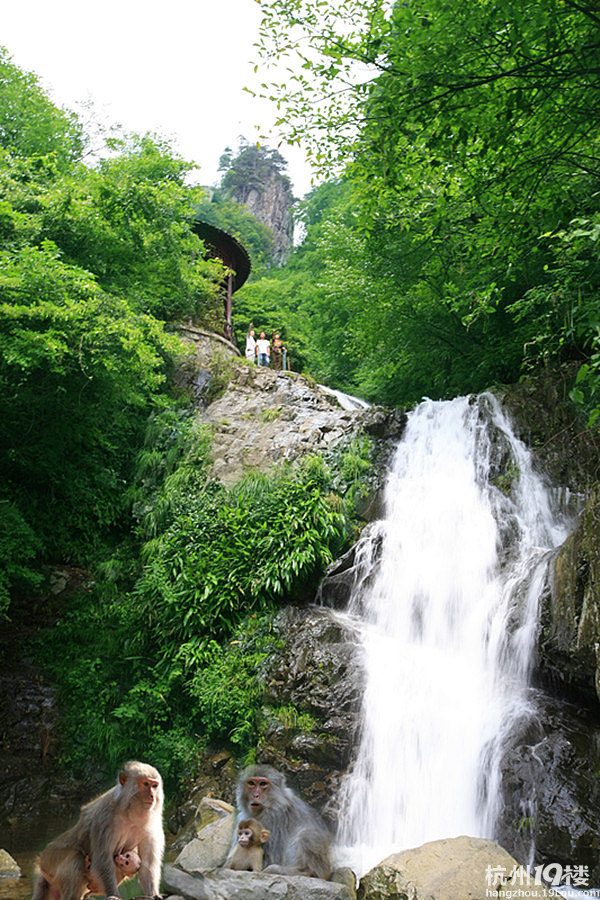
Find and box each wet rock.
[330,867,358,900]
[357,835,538,900]
[316,524,384,611]
[361,407,407,440]
[256,607,364,823]
[495,691,600,883]
[0,662,99,834]
[495,366,600,494]
[538,486,600,705]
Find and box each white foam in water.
[334,394,572,876]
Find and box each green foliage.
[221,139,293,203]
[131,406,213,540]
[189,620,282,750]
[0,241,184,565]
[36,405,366,778]
[132,460,348,664]
[249,0,600,412]
[269,704,317,733]
[35,135,224,321]
[0,501,42,614]
[260,407,282,422]
[0,54,226,606]
[508,215,600,424]
[0,47,83,163]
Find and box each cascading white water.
[335,394,573,875]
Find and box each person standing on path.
[271,333,285,370]
[245,326,257,363]
[256,331,270,367]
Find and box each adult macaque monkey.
[225,818,270,872]
[32,760,164,900]
[235,764,332,879]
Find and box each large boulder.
[163,864,355,900]
[198,365,368,487]
[175,343,406,492]
[174,817,235,872]
[172,798,236,868]
[357,835,546,900]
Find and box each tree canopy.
[0,48,224,609]
[220,139,293,203]
[247,0,600,414]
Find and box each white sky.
[1,0,316,197]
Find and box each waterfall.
[319,384,371,410]
[335,394,573,875]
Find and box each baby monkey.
[84,848,141,895]
[226,818,270,872]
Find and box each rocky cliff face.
[176,326,404,489]
[229,175,294,266]
[496,367,600,709]
[494,372,600,880]
[539,487,600,705]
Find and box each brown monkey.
[32,760,164,900]
[235,764,331,879]
[225,819,270,872]
[84,849,141,896]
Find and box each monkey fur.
[234,764,331,879]
[32,760,164,900]
[225,818,270,872]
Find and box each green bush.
[36,416,367,783]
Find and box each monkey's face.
[114,849,141,872]
[237,826,254,847]
[138,777,160,808]
[245,776,271,814]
